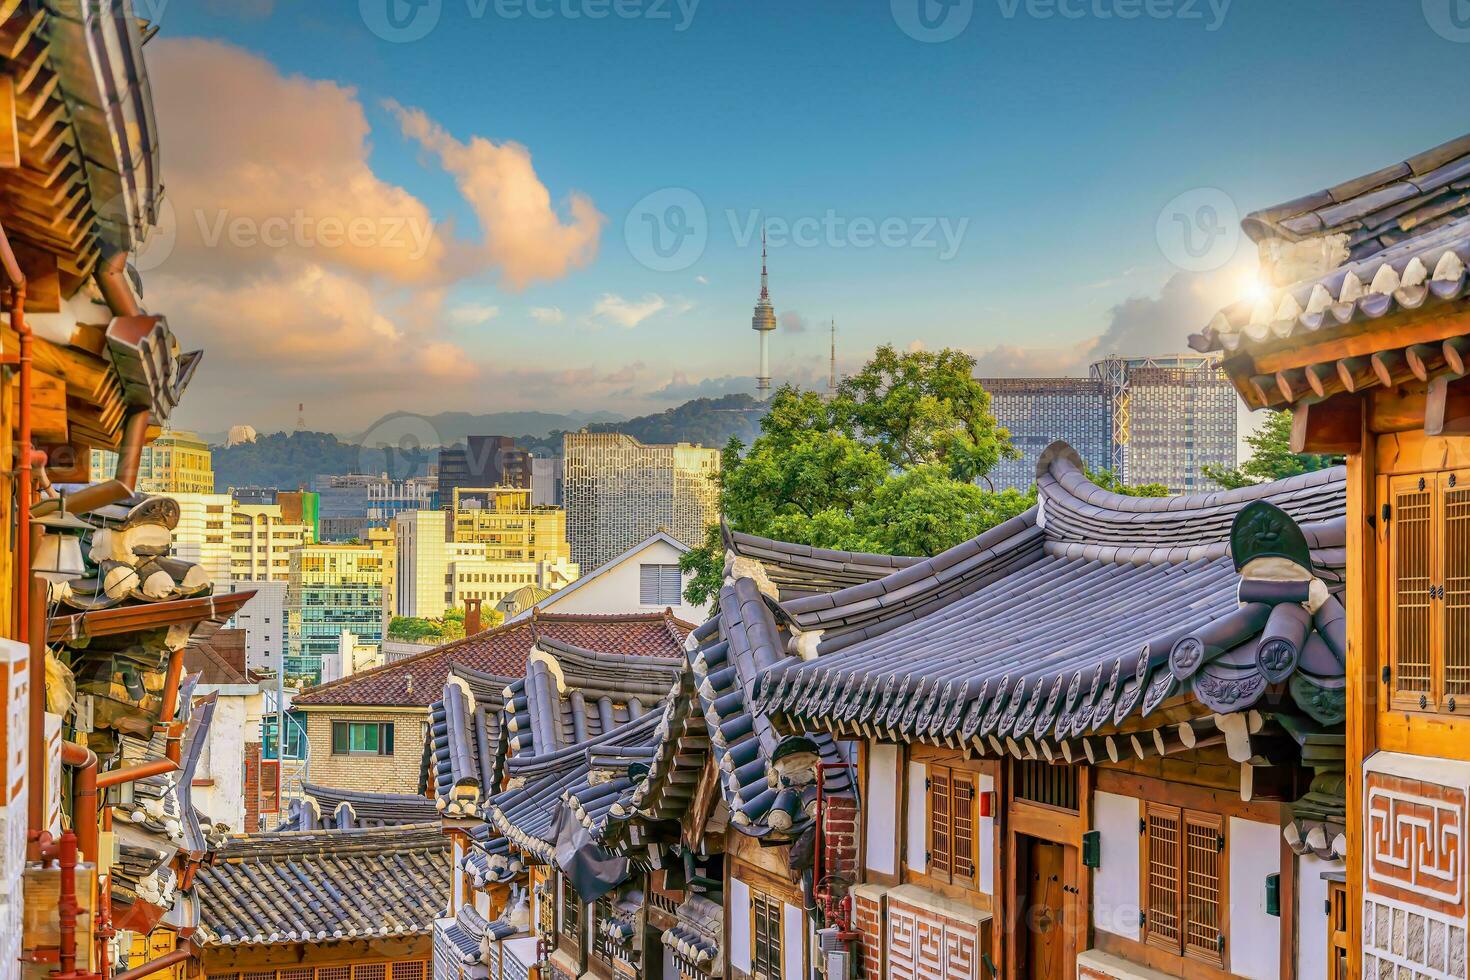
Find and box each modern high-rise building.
[168,492,234,587]
[277,490,320,541]
[366,476,437,528]
[437,436,532,510]
[1117,362,1238,493]
[395,508,577,618]
[92,429,215,493]
[531,456,564,507]
[980,355,1237,495]
[230,504,312,581]
[364,525,398,623]
[284,543,384,683]
[315,473,381,541]
[563,432,721,571]
[450,487,570,563]
[977,378,1111,492]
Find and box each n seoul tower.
[751,228,777,398]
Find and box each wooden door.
[1438,468,1470,711]
[1022,839,1066,980]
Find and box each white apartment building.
[168,492,234,588]
[562,433,720,571]
[230,504,312,581]
[227,579,287,674]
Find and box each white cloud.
[588,293,668,329]
[530,306,565,324]
[447,302,501,327]
[695,275,709,285]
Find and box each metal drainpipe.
[25,576,46,859]
[0,218,32,642]
[62,740,99,862]
[111,946,192,980]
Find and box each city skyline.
[142,1,1463,433]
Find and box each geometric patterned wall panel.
[1364,753,1470,979]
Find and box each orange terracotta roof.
[292,610,693,709]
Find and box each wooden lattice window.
[1013,758,1078,810]
[316,969,350,980]
[751,892,783,980]
[592,896,616,967]
[1141,803,1226,966]
[560,874,582,945]
[279,970,311,980]
[351,966,386,980]
[926,766,979,886]
[1384,468,1470,713]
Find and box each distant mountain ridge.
[210,395,766,492]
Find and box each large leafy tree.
[681,346,1031,606]
[1203,410,1339,490]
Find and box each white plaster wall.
[1092,791,1140,941]
[1297,853,1341,980]
[533,537,710,623]
[195,693,248,831]
[730,876,752,972]
[906,761,927,873]
[1228,816,1282,980]
[782,902,804,980]
[452,837,465,909]
[978,772,995,895]
[662,945,677,980]
[864,742,898,876]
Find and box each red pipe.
[62,740,98,862]
[55,829,82,977]
[111,947,191,980]
[96,758,177,790]
[26,575,46,858]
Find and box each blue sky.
[156,0,1470,433]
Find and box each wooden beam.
[1291,393,1363,454]
[1371,349,1411,390]
[0,75,17,169]
[1337,355,1380,394]
[1444,336,1470,377]
[1425,374,1470,436]
[1252,304,1470,375]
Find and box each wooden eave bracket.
[1292,393,1363,454]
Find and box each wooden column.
[1344,406,1377,980]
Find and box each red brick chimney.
[464,597,483,636]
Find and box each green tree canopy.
[681,345,1034,605]
[1203,410,1340,490]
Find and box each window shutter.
[1389,476,1434,702]
[1143,805,1181,948]
[951,773,977,882]
[929,769,951,878]
[660,564,683,605]
[1183,812,1224,961]
[1441,471,1470,702]
[640,565,659,605]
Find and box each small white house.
[510,531,709,625]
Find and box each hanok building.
[192,823,451,980]
[420,539,864,980]
[291,610,692,797]
[1190,130,1470,980]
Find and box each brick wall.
[243,741,261,831]
[301,706,428,794]
[853,891,882,980]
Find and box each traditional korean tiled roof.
[195,824,450,946]
[758,444,1348,762]
[1239,133,1470,259]
[724,523,920,601]
[295,611,691,708]
[293,781,440,829]
[1190,131,1470,412]
[426,633,684,813]
[112,693,220,914]
[484,711,665,863]
[662,895,723,976]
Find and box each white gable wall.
[729,876,752,972]
[1297,853,1342,980]
[1229,816,1282,979]
[782,901,805,980]
[530,537,709,623]
[906,760,927,873]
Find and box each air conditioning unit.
[817,926,852,980]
